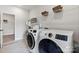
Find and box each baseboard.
[3,39,23,47]
[3,34,15,36]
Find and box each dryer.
[26,28,40,53]
[38,29,73,53]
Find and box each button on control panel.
[33,30,37,33]
[48,33,53,38]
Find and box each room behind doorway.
[2,13,15,46]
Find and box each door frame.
[0,12,15,48]
[0,12,3,48]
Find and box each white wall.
[0,6,29,40]
[3,13,15,35]
[29,5,79,43]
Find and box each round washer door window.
[39,39,63,53]
[27,33,35,49]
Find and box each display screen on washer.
[55,34,68,41]
[33,30,37,33]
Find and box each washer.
[26,27,40,53]
[38,29,73,53]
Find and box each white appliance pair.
[26,26,73,53]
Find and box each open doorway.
[2,13,15,46]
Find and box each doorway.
[2,13,15,46]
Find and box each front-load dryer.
[38,29,73,53]
[26,28,40,53]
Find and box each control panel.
[55,34,68,41]
[30,30,37,33]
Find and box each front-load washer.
[26,28,40,53]
[38,29,73,53]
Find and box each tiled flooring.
[0,40,30,53]
[3,34,15,44]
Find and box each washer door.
[39,39,63,53]
[27,33,35,49]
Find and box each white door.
[0,12,3,48]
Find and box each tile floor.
[0,40,30,53]
[3,34,15,44]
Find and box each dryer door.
[27,33,35,49]
[39,39,63,53]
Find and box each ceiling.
[7,5,79,11]
[15,5,40,10]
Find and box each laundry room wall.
[0,6,29,40]
[29,5,79,43]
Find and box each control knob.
[48,33,53,38]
